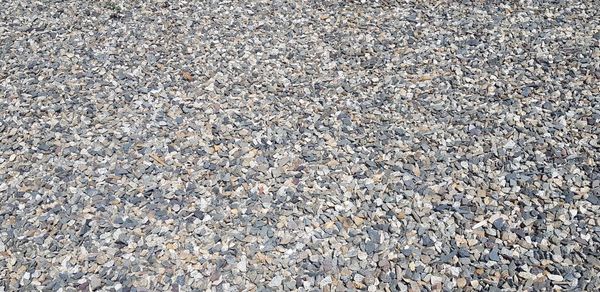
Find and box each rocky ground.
[1,0,599,291]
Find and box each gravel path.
[1,0,599,291]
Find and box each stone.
[489,247,500,262]
[89,276,102,290]
[1,1,597,291]
[547,274,564,281]
[269,275,283,288]
[320,276,332,287]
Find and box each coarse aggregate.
[1,0,599,291]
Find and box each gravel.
[1,0,599,291]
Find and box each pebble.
[489,247,501,262]
[268,275,283,288]
[237,258,247,273]
[319,276,332,287]
[430,275,443,287]
[548,274,564,282]
[492,218,506,231]
[89,276,102,290]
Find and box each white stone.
[268,275,283,287]
[548,274,564,281]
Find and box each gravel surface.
[1,0,599,291]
